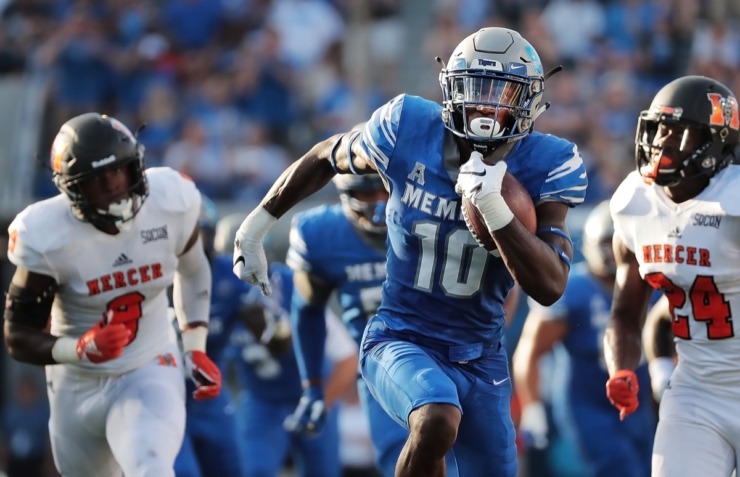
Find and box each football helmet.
[51,113,147,231]
[581,201,616,278]
[439,27,546,160]
[332,173,388,236]
[636,75,740,186]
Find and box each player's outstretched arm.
[604,234,653,420]
[234,132,377,294]
[174,224,221,400]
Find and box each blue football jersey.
[207,254,253,369]
[358,94,588,346]
[231,263,305,402]
[286,204,387,344]
[537,263,656,476]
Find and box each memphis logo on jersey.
[87,262,163,296]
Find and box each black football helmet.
[51,113,147,231]
[636,75,740,186]
[581,201,616,278]
[439,27,546,161]
[332,173,388,236]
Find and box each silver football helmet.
[581,201,616,277]
[439,27,547,160]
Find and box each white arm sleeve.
[324,310,358,363]
[173,235,212,335]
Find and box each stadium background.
[0,0,738,475]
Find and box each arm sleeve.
[173,235,212,329]
[291,288,327,384]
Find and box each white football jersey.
[611,166,740,385]
[7,167,201,375]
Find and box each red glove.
[184,351,222,400]
[76,320,131,363]
[606,369,639,421]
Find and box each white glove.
[233,207,276,296]
[519,401,548,450]
[455,152,513,231]
[648,357,675,403]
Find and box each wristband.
[648,357,675,401]
[181,326,208,353]
[476,192,514,232]
[51,336,81,363]
[235,207,277,244]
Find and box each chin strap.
[100,198,136,232]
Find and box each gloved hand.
[606,369,639,420]
[283,385,326,437]
[76,319,131,363]
[184,350,222,400]
[519,401,549,450]
[455,151,513,231]
[233,207,276,296]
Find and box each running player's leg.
[360,338,460,477]
[450,346,517,477]
[46,365,123,477]
[653,383,735,477]
[107,352,186,477]
[357,378,407,477]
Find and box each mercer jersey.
[358,94,587,346]
[286,204,386,344]
[531,263,653,410]
[7,167,201,375]
[611,166,740,385]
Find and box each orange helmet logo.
[50,134,69,173]
[707,93,740,130]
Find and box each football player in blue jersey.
[282,172,407,477]
[512,201,656,477]
[233,26,588,477]
[174,196,246,477]
[231,259,359,477]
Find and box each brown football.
[461,172,537,251]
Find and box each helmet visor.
[452,77,525,109]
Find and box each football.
[461,172,537,252]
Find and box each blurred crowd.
[0,0,739,476]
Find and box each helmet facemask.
[60,157,148,233]
[439,28,547,160]
[636,115,715,187]
[50,113,148,233]
[635,76,740,187]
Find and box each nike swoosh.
[492,377,510,386]
[459,170,486,177]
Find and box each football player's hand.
[283,386,326,437]
[233,208,276,296]
[184,351,222,400]
[76,319,131,363]
[455,152,513,231]
[519,401,548,450]
[606,369,639,420]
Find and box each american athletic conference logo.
[141,225,168,244]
